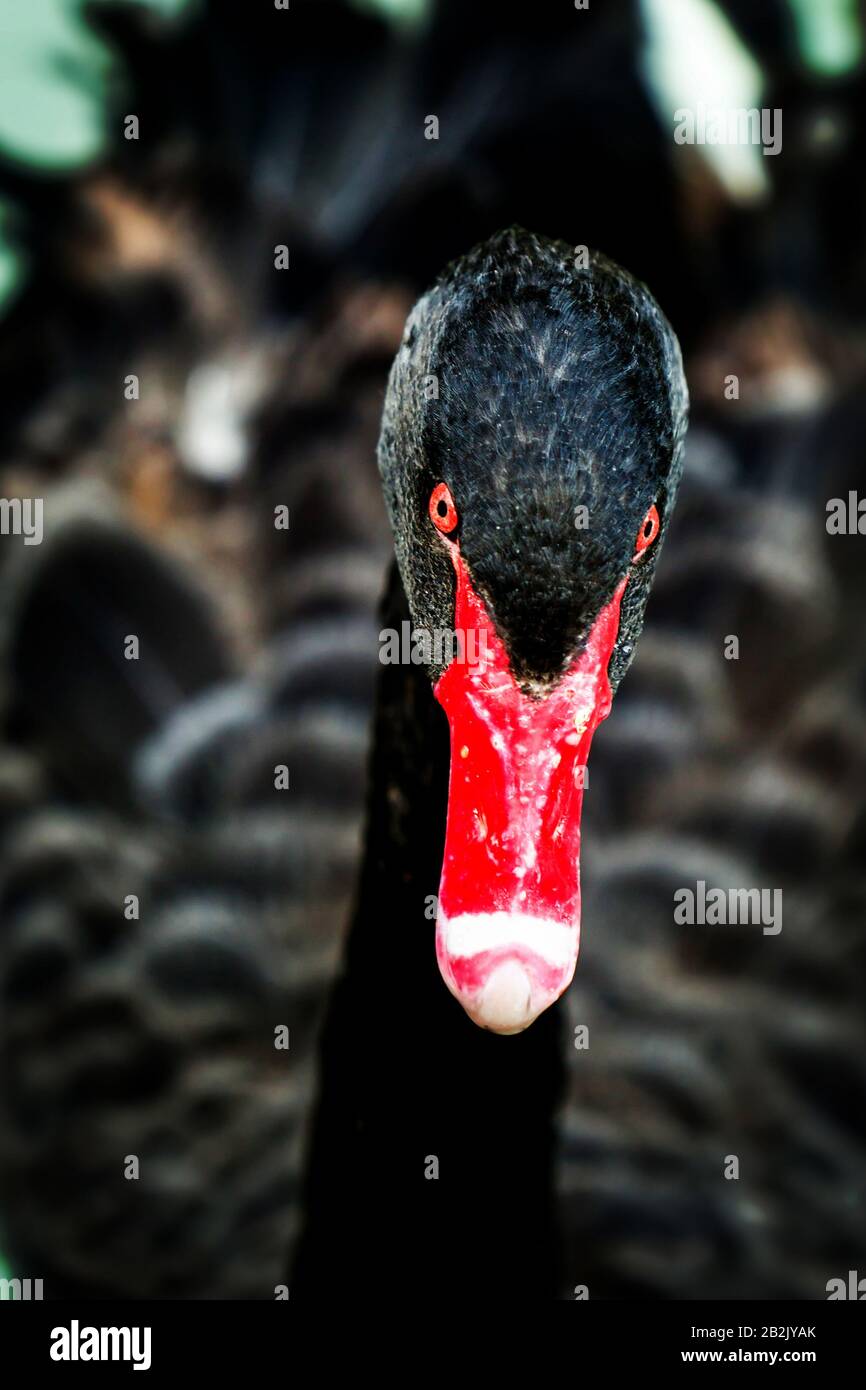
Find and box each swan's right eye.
[430,483,458,534]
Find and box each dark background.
[0,0,864,1299]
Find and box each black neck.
[294,563,565,1299]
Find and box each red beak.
[433,546,627,1034]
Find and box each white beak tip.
[468,960,537,1035]
[437,910,578,1034]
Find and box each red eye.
[633,503,660,558]
[429,482,458,534]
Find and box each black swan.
[4,0,865,1303]
[296,227,688,1297]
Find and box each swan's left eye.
[430,482,458,534]
[633,503,660,558]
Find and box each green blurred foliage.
[788,0,862,77]
[351,0,430,27]
[0,0,196,311]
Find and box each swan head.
[378,226,688,1033]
